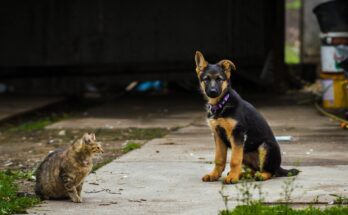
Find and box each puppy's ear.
[218,59,236,79]
[195,51,208,75]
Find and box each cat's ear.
[82,133,92,144]
[90,133,96,141]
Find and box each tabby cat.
[35,133,103,203]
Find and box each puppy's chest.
[207,118,238,135]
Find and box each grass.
[219,203,348,215]
[0,171,40,215]
[219,173,348,215]
[286,0,301,10]
[285,44,300,65]
[7,114,70,132]
[122,141,142,153]
[111,128,169,141]
[92,158,114,172]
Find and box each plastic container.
[313,0,348,33]
[320,73,348,108]
[320,32,348,73]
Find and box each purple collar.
[207,92,231,115]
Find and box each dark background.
[0,0,286,95]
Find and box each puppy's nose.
[210,88,218,93]
[208,88,219,98]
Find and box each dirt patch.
[0,127,169,196]
[0,128,168,171]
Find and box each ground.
[1,92,348,214]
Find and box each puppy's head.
[194,51,236,99]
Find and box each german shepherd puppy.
[194,51,299,184]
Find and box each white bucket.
[320,32,348,73]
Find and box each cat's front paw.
[71,196,82,203]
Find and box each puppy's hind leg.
[254,142,278,181]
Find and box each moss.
[122,142,142,153]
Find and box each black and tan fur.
[195,51,299,184]
[35,133,103,202]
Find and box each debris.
[89,182,100,185]
[105,124,114,129]
[126,81,139,91]
[99,201,118,206]
[85,188,121,194]
[160,142,175,145]
[47,139,55,144]
[156,150,160,153]
[275,136,296,142]
[99,203,110,206]
[58,130,66,136]
[4,161,13,167]
[128,199,147,203]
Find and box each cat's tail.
[274,167,300,177]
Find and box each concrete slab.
[28,135,348,215]
[28,97,348,214]
[0,96,63,121]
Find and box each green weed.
[7,114,69,132]
[122,141,142,153]
[286,0,301,10]
[0,171,40,215]
[285,44,300,64]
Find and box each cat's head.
[81,133,104,154]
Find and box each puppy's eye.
[202,77,210,81]
[216,77,223,82]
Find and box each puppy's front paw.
[223,174,239,184]
[202,173,220,182]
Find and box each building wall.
[0,0,280,79]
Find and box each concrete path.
[29,98,348,215]
[47,96,204,129]
[0,96,63,121]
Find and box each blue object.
[136,81,162,92]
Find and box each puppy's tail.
[274,167,300,177]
